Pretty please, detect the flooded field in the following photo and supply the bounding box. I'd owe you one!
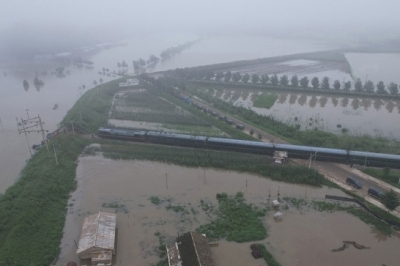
[57,156,400,266]
[0,64,117,193]
[219,59,353,83]
[211,88,400,138]
[345,53,400,85]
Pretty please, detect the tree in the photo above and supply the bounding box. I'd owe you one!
[205,71,214,80]
[138,58,146,67]
[321,77,330,90]
[99,78,103,83]
[388,82,399,95]
[251,74,259,84]
[291,75,299,87]
[117,62,121,68]
[241,73,250,83]
[224,71,232,82]
[382,190,400,212]
[249,129,254,135]
[232,72,241,83]
[93,80,97,85]
[333,80,341,90]
[300,76,309,89]
[215,71,224,81]
[270,74,279,86]
[364,80,375,93]
[311,77,319,89]
[258,133,262,140]
[344,81,351,91]
[354,78,363,92]
[279,75,289,86]
[376,81,386,94]
[260,74,269,85]
[122,60,127,68]
[23,80,29,91]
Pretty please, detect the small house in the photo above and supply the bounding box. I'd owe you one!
[273,151,288,164]
[76,212,116,265]
[166,231,214,266]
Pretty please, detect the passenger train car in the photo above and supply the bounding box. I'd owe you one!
[98,127,400,168]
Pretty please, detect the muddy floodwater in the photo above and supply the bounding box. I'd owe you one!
[57,156,400,266]
[214,89,400,139]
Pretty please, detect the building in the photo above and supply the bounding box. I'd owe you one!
[76,212,116,265]
[119,78,139,87]
[166,231,214,266]
[273,151,288,164]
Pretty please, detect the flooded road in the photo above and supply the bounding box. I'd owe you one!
[57,156,400,266]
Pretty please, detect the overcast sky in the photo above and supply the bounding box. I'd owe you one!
[1,0,399,59]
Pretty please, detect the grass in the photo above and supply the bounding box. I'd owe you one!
[196,192,267,242]
[257,244,281,266]
[0,134,90,266]
[253,93,279,109]
[111,90,210,126]
[361,168,400,189]
[100,141,327,187]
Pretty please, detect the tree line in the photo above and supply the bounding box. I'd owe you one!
[168,68,399,95]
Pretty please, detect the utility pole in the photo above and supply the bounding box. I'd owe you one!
[18,118,32,156]
[165,173,168,189]
[53,144,58,165]
[26,109,30,118]
[71,120,75,135]
[38,115,49,151]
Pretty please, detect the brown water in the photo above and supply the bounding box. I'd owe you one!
[214,89,400,139]
[57,156,400,266]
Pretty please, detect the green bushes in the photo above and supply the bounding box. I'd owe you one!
[362,168,400,189]
[0,134,90,265]
[101,141,326,186]
[257,244,281,266]
[196,193,267,242]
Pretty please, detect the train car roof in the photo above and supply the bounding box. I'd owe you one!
[349,150,400,160]
[274,143,348,155]
[147,131,207,141]
[207,137,274,148]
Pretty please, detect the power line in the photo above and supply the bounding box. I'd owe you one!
[17,114,49,154]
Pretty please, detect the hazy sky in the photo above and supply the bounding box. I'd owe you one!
[1,0,399,59]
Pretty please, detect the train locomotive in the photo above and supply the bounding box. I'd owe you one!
[98,127,400,168]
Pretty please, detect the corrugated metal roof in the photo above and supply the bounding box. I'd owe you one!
[76,212,116,254]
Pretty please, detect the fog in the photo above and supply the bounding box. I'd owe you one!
[1,0,399,60]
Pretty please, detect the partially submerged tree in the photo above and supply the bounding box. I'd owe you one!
[300,76,309,89]
[215,71,224,81]
[344,81,352,91]
[311,77,319,89]
[321,77,330,90]
[251,74,259,84]
[232,72,241,83]
[260,74,269,85]
[224,71,232,82]
[388,82,399,95]
[270,74,279,86]
[291,75,299,87]
[333,80,341,90]
[364,80,375,93]
[382,190,400,212]
[354,79,363,92]
[376,81,387,94]
[241,73,250,83]
[279,75,289,86]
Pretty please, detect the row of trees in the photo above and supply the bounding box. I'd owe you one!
[170,68,399,95]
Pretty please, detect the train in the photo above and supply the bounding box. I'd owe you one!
[98,127,400,168]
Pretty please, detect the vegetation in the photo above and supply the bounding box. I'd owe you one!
[252,93,278,109]
[60,78,125,133]
[196,193,267,242]
[186,83,400,154]
[361,168,400,189]
[257,244,281,266]
[100,141,327,186]
[0,134,90,265]
[381,190,400,212]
